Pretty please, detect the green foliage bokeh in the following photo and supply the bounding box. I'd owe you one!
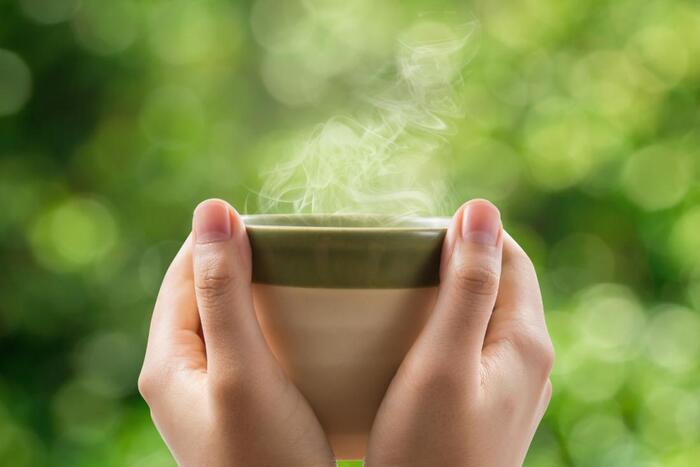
[1,0,700,465]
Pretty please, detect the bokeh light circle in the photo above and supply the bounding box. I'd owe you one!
[566,412,634,466]
[454,138,522,202]
[0,49,32,117]
[630,25,689,87]
[260,51,328,107]
[644,304,700,373]
[561,347,627,402]
[72,0,138,55]
[575,284,645,361]
[19,0,80,25]
[640,385,700,451]
[569,51,635,117]
[29,197,118,272]
[250,0,311,52]
[621,144,692,211]
[140,86,205,148]
[75,331,143,398]
[52,379,121,444]
[525,100,623,191]
[669,206,700,270]
[688,267,700,310]
[548,234,615,293]
[148,0,241,65]
[0,419,44,467]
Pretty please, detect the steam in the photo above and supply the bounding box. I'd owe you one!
[258,19,477,217]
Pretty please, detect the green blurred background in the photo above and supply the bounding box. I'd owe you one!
[1,0,700,465]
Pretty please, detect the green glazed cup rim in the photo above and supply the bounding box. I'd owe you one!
[242,213,450,231]
[242,214,449,289]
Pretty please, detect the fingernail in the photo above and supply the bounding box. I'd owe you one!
[461,200,501,246]
[193,200,232,244]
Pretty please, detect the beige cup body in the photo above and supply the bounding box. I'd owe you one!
[252,284,437,459]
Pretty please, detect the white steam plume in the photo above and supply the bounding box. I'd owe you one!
[258,19,477,217]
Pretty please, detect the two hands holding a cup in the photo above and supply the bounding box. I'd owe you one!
[138,199,554,467]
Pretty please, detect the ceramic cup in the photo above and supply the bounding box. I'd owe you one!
[243,214,449,459]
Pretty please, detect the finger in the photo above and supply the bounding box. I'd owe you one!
[144,234,202,360]
[148,234,199,342]
[191,199,269,374]
[486,232,547,341]
[412,200,503,371]
[484,232,554,380]
[140,234,205,404]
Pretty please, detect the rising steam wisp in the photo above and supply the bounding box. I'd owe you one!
[258,18,477,218]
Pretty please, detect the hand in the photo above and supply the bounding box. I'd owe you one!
[365,200,554,467]
[138,199,335,467]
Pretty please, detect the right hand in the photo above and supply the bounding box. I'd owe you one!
[365,199,554,467]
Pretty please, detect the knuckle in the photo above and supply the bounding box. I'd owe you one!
[137,369,158,403]
[195,258,233,298]
[138,356,184,404]
[543,378,553,402]
[452,264,500,296]
[506,330,555,379]
[539,341,556,377]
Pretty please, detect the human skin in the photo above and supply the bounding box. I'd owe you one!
[364,199,554,467]
[139,198,553,466]
[138,200,335,467]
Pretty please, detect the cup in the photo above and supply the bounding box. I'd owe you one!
[243,214,448,459]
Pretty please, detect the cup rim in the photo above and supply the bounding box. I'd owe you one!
[242,213,451,232]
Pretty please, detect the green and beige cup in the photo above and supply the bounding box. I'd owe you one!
[243,214,449,459]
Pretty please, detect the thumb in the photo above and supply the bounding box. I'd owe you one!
[191,199,268,375]
[412,200,503,374]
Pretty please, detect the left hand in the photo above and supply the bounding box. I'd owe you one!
[138,199,335,467]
